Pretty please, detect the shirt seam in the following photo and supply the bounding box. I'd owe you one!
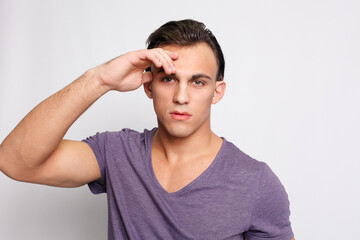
[248,162,266,230]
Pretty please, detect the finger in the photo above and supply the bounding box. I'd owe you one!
[140,49,175,74]
[159,50,177,74]
[154,49,176,74]
[146,49,168,71]
[164,50,179,60]
[138,50,163,69]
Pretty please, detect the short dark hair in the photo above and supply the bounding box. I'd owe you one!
[146,19,225,82]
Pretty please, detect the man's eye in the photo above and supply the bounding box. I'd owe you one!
[192,80,204,86]
[162,77,174,83]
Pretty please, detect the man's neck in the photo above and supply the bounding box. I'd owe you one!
[151,122,224,193]
[153,125,221,164]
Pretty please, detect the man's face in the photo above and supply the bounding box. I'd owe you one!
[145,43,225,138]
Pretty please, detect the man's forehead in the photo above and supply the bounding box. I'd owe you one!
[156,43,218,78]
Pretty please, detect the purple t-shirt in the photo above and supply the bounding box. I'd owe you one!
[83,128,293,240]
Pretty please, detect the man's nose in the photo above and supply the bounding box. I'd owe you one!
[173,82,189,104]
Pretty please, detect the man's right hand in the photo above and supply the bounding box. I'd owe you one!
[0,48,177,187]
[95,48,178,92]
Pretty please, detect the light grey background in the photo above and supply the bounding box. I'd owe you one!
[1,0,359,239]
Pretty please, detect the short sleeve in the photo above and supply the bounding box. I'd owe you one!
[82,132,108,194]
[244,163,294,240]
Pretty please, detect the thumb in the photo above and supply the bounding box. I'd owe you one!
[142,71,153,84]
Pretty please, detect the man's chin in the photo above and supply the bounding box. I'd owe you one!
[158,124,195,139]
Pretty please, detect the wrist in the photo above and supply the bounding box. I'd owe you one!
[85,67,113,94]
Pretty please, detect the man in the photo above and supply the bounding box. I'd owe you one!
[0,19,294,239]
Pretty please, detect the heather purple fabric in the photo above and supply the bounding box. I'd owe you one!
[83,128,293,240]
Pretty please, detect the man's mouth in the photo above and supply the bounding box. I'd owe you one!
[170,111,191,120]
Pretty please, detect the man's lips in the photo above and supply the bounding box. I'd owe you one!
[170,111,191,120]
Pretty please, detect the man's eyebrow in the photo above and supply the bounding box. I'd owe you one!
[156,68,213,80]
[156,68,165,73]
[192,74,213,81]
[156,68,176,76]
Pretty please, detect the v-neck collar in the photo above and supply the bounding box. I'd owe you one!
[145,128,226,196]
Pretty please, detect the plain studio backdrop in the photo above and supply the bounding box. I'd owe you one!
[1,0,359,239]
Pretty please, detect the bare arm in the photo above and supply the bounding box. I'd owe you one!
[0,48,178,187]
[0,72,107,187]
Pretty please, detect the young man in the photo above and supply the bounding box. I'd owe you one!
[0,20,294,239]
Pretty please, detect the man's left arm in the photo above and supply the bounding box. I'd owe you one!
[244,163,294,240]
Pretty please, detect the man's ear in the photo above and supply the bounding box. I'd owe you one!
[212,81,226,104]
[143,81,153,99]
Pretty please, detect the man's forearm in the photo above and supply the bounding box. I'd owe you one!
[0,69,109,178]
[0,48,178,180]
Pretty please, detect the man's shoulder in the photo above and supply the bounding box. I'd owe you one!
[83,127,157,153]
[85,127,156,141]
[220,138,266,173]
